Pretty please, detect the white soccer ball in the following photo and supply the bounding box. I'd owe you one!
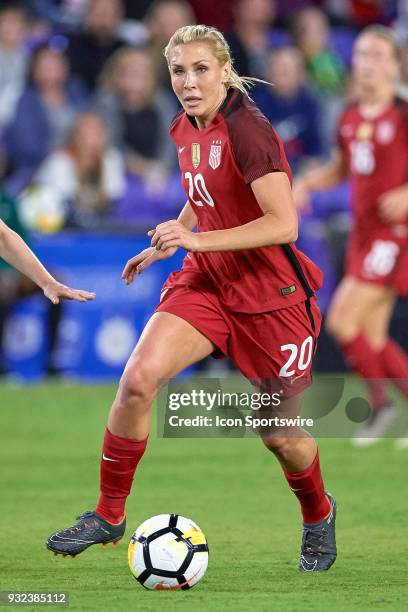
[128,514,209,590]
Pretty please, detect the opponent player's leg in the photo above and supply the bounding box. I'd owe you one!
[46,312,216,557]
[257,394,336,571]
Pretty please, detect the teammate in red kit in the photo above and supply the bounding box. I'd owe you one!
[0,219,95,304]
[47,25,337,572]
[294,26,408,447]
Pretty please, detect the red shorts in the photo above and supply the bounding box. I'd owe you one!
[346,229,408,296]
[156,282,322,398]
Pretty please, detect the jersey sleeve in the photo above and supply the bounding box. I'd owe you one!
[226,104,289,184]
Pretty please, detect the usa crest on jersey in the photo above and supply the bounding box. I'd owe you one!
[209,140,222,169]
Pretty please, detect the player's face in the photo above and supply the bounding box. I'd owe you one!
[169,42,230,124]
[352,34,399,91]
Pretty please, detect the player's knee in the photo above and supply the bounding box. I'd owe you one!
[261,435,293,459]
[117,359,159,410]
[325,307,341,338]
[325,307,356,342]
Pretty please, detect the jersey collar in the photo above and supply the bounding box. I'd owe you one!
[185,87,243,130]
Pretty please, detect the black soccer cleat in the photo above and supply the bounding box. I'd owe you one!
[298,493,337,572]
[46,511,126,557]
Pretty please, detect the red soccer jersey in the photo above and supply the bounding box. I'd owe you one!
[167,87,323,314]
[338,99,408,234]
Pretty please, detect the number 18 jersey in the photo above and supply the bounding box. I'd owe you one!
[167,87,323,314]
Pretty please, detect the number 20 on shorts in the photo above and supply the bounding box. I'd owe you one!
[279,336,313,377]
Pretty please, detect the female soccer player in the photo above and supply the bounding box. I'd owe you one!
[0,219,95,304]
[47,25,337,572]
[294,26,408,447]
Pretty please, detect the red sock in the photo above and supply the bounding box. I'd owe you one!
[379,339,408,399]
[95,428,148,524]
[340,334,389,409]
[283,451,331,524]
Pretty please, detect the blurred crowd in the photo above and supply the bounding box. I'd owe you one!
[0,0,407,234]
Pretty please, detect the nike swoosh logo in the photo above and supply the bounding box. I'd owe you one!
[50,535,95,544]
[291,372,306,383]
[102,453,119,462]
[178,146,185,154]
[300,555,318,571]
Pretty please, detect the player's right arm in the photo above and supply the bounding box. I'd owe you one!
[293,148,348,212]
[0,219,95,304]
[122,201,197,284]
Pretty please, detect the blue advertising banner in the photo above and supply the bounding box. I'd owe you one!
[3,233,186,381]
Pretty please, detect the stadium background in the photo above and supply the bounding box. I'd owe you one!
[0,0,407,380]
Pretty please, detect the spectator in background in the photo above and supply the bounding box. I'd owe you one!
[0,3,29,131]
[121,0,156,21]
[395,0,408,42]
[3,44,87,195]
[225,0,276,79]
[94,47,178,194]
[187,0,235,32]
[292,7,346,146]
[349,0,394,26]
[31,112,125,229]
[67,0,125,93]
[27,0,90,31]
[252,47,325,175]
[144,0,196,91]
[274,0,325,24]
[292,7,346,95]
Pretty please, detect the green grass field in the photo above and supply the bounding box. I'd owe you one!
[1,382,407,612]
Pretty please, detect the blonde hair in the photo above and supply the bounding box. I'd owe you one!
[164,24,270,94]
[357,25,401,60]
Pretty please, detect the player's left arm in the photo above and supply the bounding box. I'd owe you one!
[0,220,95,304]
[378,183,408,223]
[149,172,297,253]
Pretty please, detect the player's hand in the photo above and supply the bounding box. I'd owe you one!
[122,246,177,285]
[148,220,199,252]
[378,185,408,223]
[43,281,96,304]
[292,180,312,214]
